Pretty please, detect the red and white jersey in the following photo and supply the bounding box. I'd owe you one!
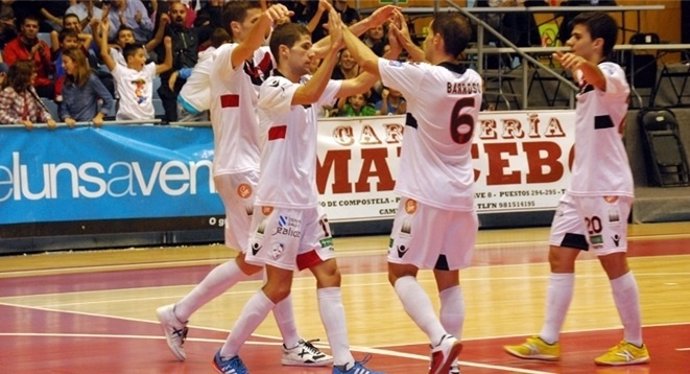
[378,59,482,211]
[569,61,633,197]
[209,44,274,176]
[255,74,341,209]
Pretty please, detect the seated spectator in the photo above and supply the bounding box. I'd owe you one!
[0,60,56,129]
[0,63,7,86]
[0,1,16,49]
[337,92,377,117]
[176,27,230,122]
[60,47,114,126]
[65,0,104,33]
[362,23,387,56]
[49,13,94,55]
[377,86,406,115]
[99,18,172,121]
[105,0,154,44]
[3,15,55,99]
[52,29,82,103]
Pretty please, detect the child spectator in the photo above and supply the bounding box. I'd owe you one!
[60,47,115,127]
[338,92,377,117]
[377,86,406,115]
[99,18,172,121]
[0,60,56,129]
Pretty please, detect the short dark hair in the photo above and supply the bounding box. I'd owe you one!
[571,12,618,57]
[222,0,262,38]
[431,12,472,58]
[122,43,144,60]
[59,29,79,43]
[269,23,310,65]
[210,27,231,49]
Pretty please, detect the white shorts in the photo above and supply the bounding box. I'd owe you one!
[245,206,336,271]
[388,198,477,270]
[549,193,632,256]
[214,171,258,251]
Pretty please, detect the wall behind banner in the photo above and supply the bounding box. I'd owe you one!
[0,111,575,253]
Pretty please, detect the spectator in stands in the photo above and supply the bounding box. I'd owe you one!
[52,29,82,103]
[333,0,361,26]
[105,0,154,44]
[49,13,93,55]
[154,0,199,123]
[65,0,103,33]
[176,27,230,122]
[194,0,224,47]
[0,60,56,128]
[363,23,387,56]
[337,92,377,117]
[0,0,16,49]
[99,18,172,121]
[60,47,114,126]
[0,62,7,86]
[377,86,406,115]
[3,15,55,99]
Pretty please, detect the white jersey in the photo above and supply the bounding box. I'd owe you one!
[378,59,482,211]
[179,46,216,113]
[256,74,341,209]
[209,44,273,176]
[569,61,633,197]
[112,62,156,120]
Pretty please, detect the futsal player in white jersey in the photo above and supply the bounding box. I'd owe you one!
[156,1,332,367]
[211,10,392,374]
[341,10,482,374]
[504,12,650,366]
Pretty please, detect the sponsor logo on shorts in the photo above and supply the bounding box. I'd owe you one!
[262,206,273,215]
[590,234,604,248]
[396,244,409,258]
[272,214,302,238]
[401,219,412,235]
[271,243,285,260]
[319,237,334,250]
[608,208,620,223]
[604,196,619,203]
[237,183,252,199]
[404,199,417,214]
[250,242,262,256]
[612,234,621,247]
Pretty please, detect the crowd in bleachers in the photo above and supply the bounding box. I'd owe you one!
[0,0,410,127]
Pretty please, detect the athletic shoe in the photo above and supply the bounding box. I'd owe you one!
[213,350,249,374]
[430,334,463,374]
[594,341,650,366]
[281,339,334,366]
[156,304,188,361]
[503,336,560,361]
[449,360,460,374]
[332,355,383,374]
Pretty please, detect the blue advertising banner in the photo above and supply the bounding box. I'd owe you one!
[0,125,222,225]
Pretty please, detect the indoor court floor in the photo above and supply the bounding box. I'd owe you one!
[1,222,689,373]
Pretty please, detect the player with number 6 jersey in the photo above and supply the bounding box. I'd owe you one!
[342,10,481,374]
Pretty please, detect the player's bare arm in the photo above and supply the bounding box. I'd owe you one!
[231,4,291,70]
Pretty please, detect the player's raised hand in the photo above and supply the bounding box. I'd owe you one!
[367,5,400,28]
[266,3,292,25]
[327,8,343,51]
[553,51,584,72]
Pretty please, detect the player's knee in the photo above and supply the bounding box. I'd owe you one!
[263,282,291,303]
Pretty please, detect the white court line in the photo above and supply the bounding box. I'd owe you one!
[0,331,555,374]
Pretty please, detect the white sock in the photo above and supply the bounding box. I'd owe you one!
[439,285,464,340]
[272,294,300,348]
[394,276,446,345]
[610,271,643,346]
[220,290,274,358]
[317,287,354,367]
[175,260,249,322]
[539,273,574,344]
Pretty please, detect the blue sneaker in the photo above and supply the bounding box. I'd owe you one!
[213,350,249,374]
[332,355,384,374]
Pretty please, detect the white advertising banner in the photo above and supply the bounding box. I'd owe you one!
[316,110,576,222]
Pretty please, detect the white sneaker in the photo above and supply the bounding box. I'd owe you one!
[429,335,463,374]
[449,359,461,373]
[281,339,334,367]
[156,304,188,361]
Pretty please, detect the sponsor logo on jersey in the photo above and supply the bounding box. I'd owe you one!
[404,199,417,214]
[388,60,403,68]
[237,183,252,199]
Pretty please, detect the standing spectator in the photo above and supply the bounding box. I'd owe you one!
[106,0,154,44]
[504,12,650,367]
[3,15,55,98]
[60,47,114,126]
[0,60,56,128]
[99,18,172,121]
[341,10,483,374]
[155,0,199,123]
[65,0,104,33]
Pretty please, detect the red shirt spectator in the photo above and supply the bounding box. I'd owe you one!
[3,15,54,98]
